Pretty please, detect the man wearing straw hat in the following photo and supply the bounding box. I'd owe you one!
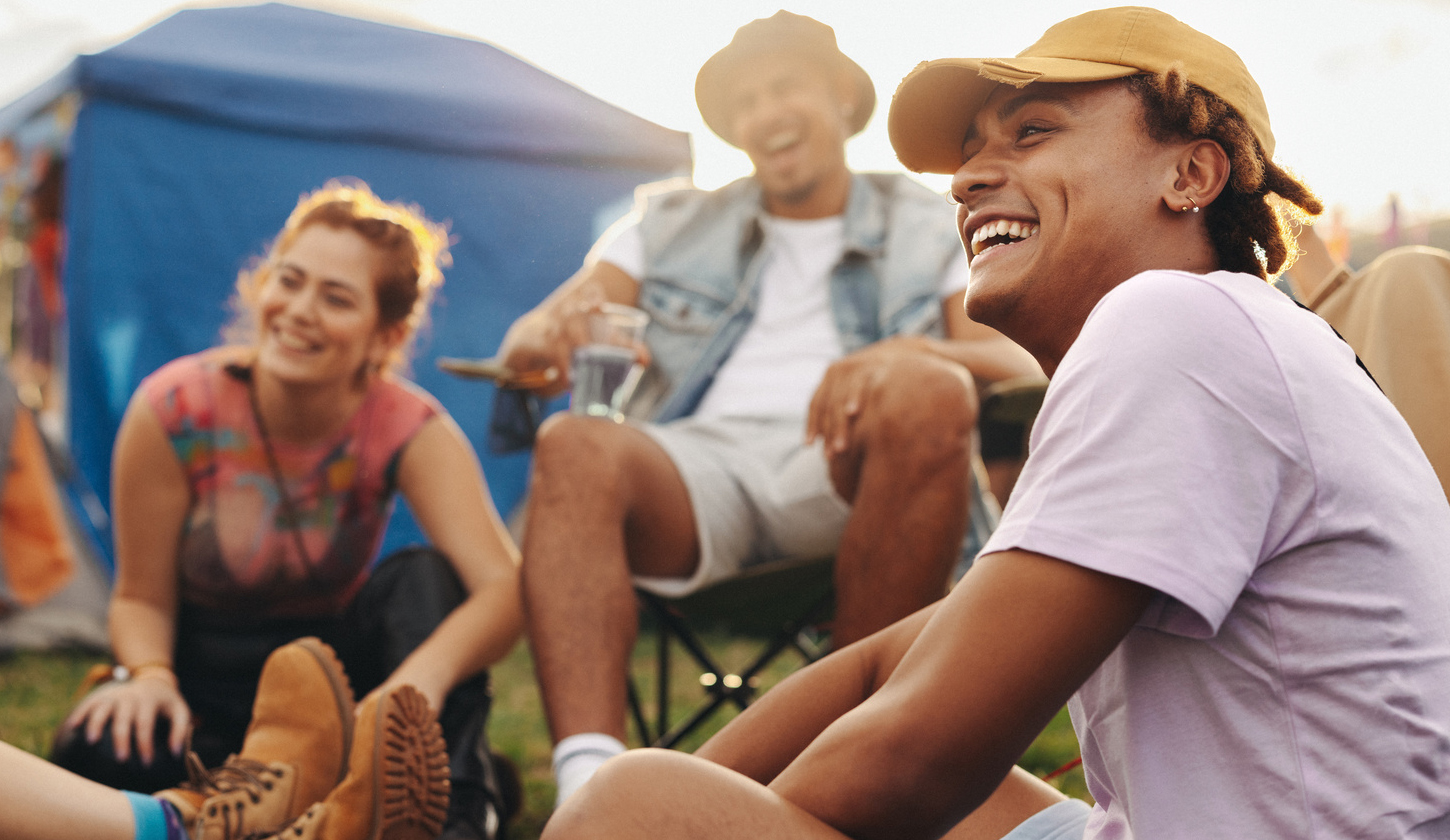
[496,9,1041,807]
[543,7,1450,839]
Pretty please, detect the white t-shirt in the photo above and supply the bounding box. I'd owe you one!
[981,269,1450,838]
[597,214,970,419]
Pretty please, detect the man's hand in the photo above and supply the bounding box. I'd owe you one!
[495,303,593,399]
[806,337,973,501]
[495,261,643,398]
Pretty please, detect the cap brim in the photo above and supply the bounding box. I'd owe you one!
[888,57,1139,175]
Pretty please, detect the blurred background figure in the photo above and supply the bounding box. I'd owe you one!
[51,181,523,840]
[13,153,64,413]
[496,10,1039,807]
[1289,223,1450,501]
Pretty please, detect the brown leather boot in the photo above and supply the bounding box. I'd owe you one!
[259,684,450,840]
[155,637,355,839]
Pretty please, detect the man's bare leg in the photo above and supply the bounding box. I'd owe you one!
[522,414,698,746]
[0,742,133,840]
[544,749,1064,840]
[831,359,978,645]
[542,561,1074,840]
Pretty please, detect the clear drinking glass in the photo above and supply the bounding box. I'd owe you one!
[569,303,649,422]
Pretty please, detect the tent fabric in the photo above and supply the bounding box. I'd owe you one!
[0,368,104,654]
[47,3,691,566]
[0,410,77,608]
[0,541,108,654]
[0,365,77,611]
[76,3,690,165]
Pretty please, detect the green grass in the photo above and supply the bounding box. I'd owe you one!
[1,636,1085,839]
[0,648,107,754]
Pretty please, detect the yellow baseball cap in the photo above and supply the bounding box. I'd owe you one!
[888,6,1273,174]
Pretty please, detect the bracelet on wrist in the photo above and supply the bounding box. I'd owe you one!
[113,661,176,686]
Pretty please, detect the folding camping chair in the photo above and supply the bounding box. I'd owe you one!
[459,359,1051,751]
[977,376,1049,506]
[628,556,834,748]
[625,377,1051,750]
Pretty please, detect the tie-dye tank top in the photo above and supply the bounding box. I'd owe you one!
[140,349,440,618]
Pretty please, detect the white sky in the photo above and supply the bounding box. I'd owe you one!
[3,0,1449,231]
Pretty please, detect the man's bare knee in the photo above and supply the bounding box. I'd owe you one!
[545,750,693,839]
[526,415,700,579]
[522,415,641,585]
[532,414,634,493]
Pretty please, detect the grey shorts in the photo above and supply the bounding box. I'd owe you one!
[632,414,1000,597]
[1002,799,1091,840]
[632,415,850,597]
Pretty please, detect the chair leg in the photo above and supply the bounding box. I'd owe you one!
[629,582,834,749]
[626,677,653,746]
[656,614,669,745]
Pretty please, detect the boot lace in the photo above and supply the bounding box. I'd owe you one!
[179,752,286,840]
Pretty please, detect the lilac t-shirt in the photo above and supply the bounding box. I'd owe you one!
[981,270,1450,838]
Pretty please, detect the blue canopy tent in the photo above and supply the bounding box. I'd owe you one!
[0,2,691,569]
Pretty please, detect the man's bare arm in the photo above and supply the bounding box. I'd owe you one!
[770,550,1153,840]
[695,603,941,784]
[535,259,641,315]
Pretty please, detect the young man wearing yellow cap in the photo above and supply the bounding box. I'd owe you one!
[496,10,1040,808]
[543,7,1450,839]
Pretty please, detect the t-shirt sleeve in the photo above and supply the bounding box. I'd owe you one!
[980,272,1310,638]
[587,212,645,280]
[937,249,970,299]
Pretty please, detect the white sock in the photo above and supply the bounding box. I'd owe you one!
[552,733,627,808]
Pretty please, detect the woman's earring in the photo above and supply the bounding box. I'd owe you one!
[1182,196,1200,214]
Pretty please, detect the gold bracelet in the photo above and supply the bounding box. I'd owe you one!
[117,661,176,685]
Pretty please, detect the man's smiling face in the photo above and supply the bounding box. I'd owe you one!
[950,80,1183,363]
[725,52,853,216]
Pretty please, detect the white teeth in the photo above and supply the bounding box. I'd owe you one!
[969,220,1039,256]
[763,129,801,153]
[275,331,317,352]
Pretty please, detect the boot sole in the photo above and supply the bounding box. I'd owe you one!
[293,637,357,788]
[371,685,451,840]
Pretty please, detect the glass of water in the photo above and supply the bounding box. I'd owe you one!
[570,303,650,422]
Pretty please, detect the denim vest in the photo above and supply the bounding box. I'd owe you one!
[629,173,963,422]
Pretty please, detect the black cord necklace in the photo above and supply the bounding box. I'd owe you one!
[247,376,319,571]
[240,360,380,589]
